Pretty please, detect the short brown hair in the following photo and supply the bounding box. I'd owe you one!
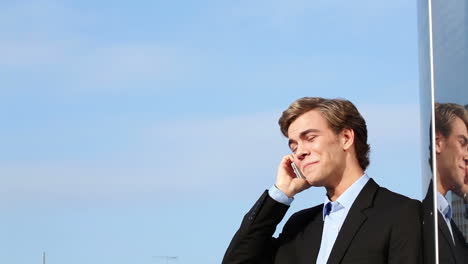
[435,102,468,137]
[278,97,370,170]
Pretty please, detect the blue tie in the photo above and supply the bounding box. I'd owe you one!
[324,202,332,217]
[444,204,452,222]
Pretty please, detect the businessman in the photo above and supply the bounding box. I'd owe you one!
[223,97,422,264]
[423,102,468,264]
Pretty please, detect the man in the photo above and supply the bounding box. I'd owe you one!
[222,97,422,264]
[424,102,468,263]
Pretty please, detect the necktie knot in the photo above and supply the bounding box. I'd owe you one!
[324,202,332,217]
[444,204,452,222]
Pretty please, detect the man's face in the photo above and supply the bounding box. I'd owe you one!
[287,110,346,187]
[436,116,468,196]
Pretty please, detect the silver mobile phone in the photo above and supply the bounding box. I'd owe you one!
[291,162,305,179]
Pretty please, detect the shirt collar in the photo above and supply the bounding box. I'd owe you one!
[437,191,452,221]
[322,174,370,220]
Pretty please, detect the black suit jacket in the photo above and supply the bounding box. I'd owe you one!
[421,182,436,264]
[422,181,468,264]
[438,214,468,263]
[223,179,422,264]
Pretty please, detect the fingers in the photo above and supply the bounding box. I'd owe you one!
[276,154,312,197]
[280,155,296,175]
[280,154,293,165]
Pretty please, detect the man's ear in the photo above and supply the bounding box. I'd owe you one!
[435,131,444,154]
[341,128,355,151]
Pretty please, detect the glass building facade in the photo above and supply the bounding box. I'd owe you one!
[418,0,468,263]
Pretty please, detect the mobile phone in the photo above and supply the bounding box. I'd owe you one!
[291,162,305,179]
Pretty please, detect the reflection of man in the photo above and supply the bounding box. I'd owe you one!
[426,102,468,263]
[465,104,468,220]
[222,97,422,264]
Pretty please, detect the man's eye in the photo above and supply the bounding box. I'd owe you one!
[307,136,316,142]
[289,144,297,153]
[460,139,468,147]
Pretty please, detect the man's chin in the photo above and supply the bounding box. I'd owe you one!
[305,177,325,187]
[460,184,468,198]
[453,183,468,199]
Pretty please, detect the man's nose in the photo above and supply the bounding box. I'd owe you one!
[294,144,310,160]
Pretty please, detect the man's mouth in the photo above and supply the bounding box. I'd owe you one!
[303,161,319,170]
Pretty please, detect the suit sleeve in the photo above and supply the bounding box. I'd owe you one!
[222,190,289,264]
[388,199,423,264]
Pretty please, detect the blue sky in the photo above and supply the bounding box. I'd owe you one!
[1,1,422,263]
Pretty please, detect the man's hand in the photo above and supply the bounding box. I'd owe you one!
[275,155,311,198]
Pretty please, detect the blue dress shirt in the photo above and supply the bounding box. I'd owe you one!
[268,184,294,205]
[437,191,455,244]
[269,174,370,264]
[315,174,369,264]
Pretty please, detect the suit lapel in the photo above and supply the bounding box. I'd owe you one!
[451,219,468,247]
[438,213,456,244]
[301,205,324,263]
[438,213,457,261]
[450,220,468,262]
[325,179,379,264]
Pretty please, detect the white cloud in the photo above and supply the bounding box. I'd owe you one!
[0,112,285,203]
[0,39,196,95]
[0,0,92,40]
[0,0,416,98]
[0,40,69,67]
[0,1,194,94]
[1,104,423,203]
[68,44,186,90]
